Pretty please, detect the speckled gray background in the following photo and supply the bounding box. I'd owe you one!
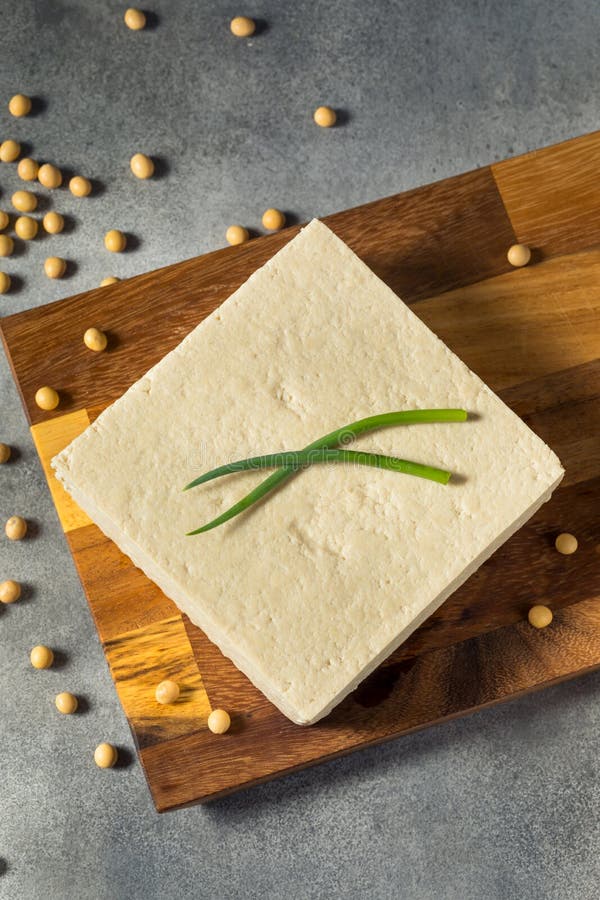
[1,1,599,898]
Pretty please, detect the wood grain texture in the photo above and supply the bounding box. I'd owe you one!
[158,596,600,808]
[67,522,178,642]
[417,251,600,392]
[1,130,599,810]
[104,616,212,750]
[493,131,600,257]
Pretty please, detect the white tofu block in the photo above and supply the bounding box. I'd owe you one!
[53,220,564,724]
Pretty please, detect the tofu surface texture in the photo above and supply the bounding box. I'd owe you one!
[52,219,564,725]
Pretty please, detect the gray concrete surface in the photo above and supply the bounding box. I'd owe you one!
[1,1,599,898]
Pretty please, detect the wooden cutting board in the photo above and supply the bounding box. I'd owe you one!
[2,131,599,812]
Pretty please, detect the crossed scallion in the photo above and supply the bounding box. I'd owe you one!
[185,409,467,535]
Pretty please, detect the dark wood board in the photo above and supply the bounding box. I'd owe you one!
[1,130,599,810]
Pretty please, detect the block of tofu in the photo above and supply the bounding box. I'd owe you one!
[52,219,564,725]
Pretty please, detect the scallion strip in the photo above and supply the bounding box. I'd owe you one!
[184,449,450,490]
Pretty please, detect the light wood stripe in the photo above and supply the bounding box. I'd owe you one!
[418,250,600,393]
[30,409,93,533]
[104,616,213,747]
[492,131,600,256]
